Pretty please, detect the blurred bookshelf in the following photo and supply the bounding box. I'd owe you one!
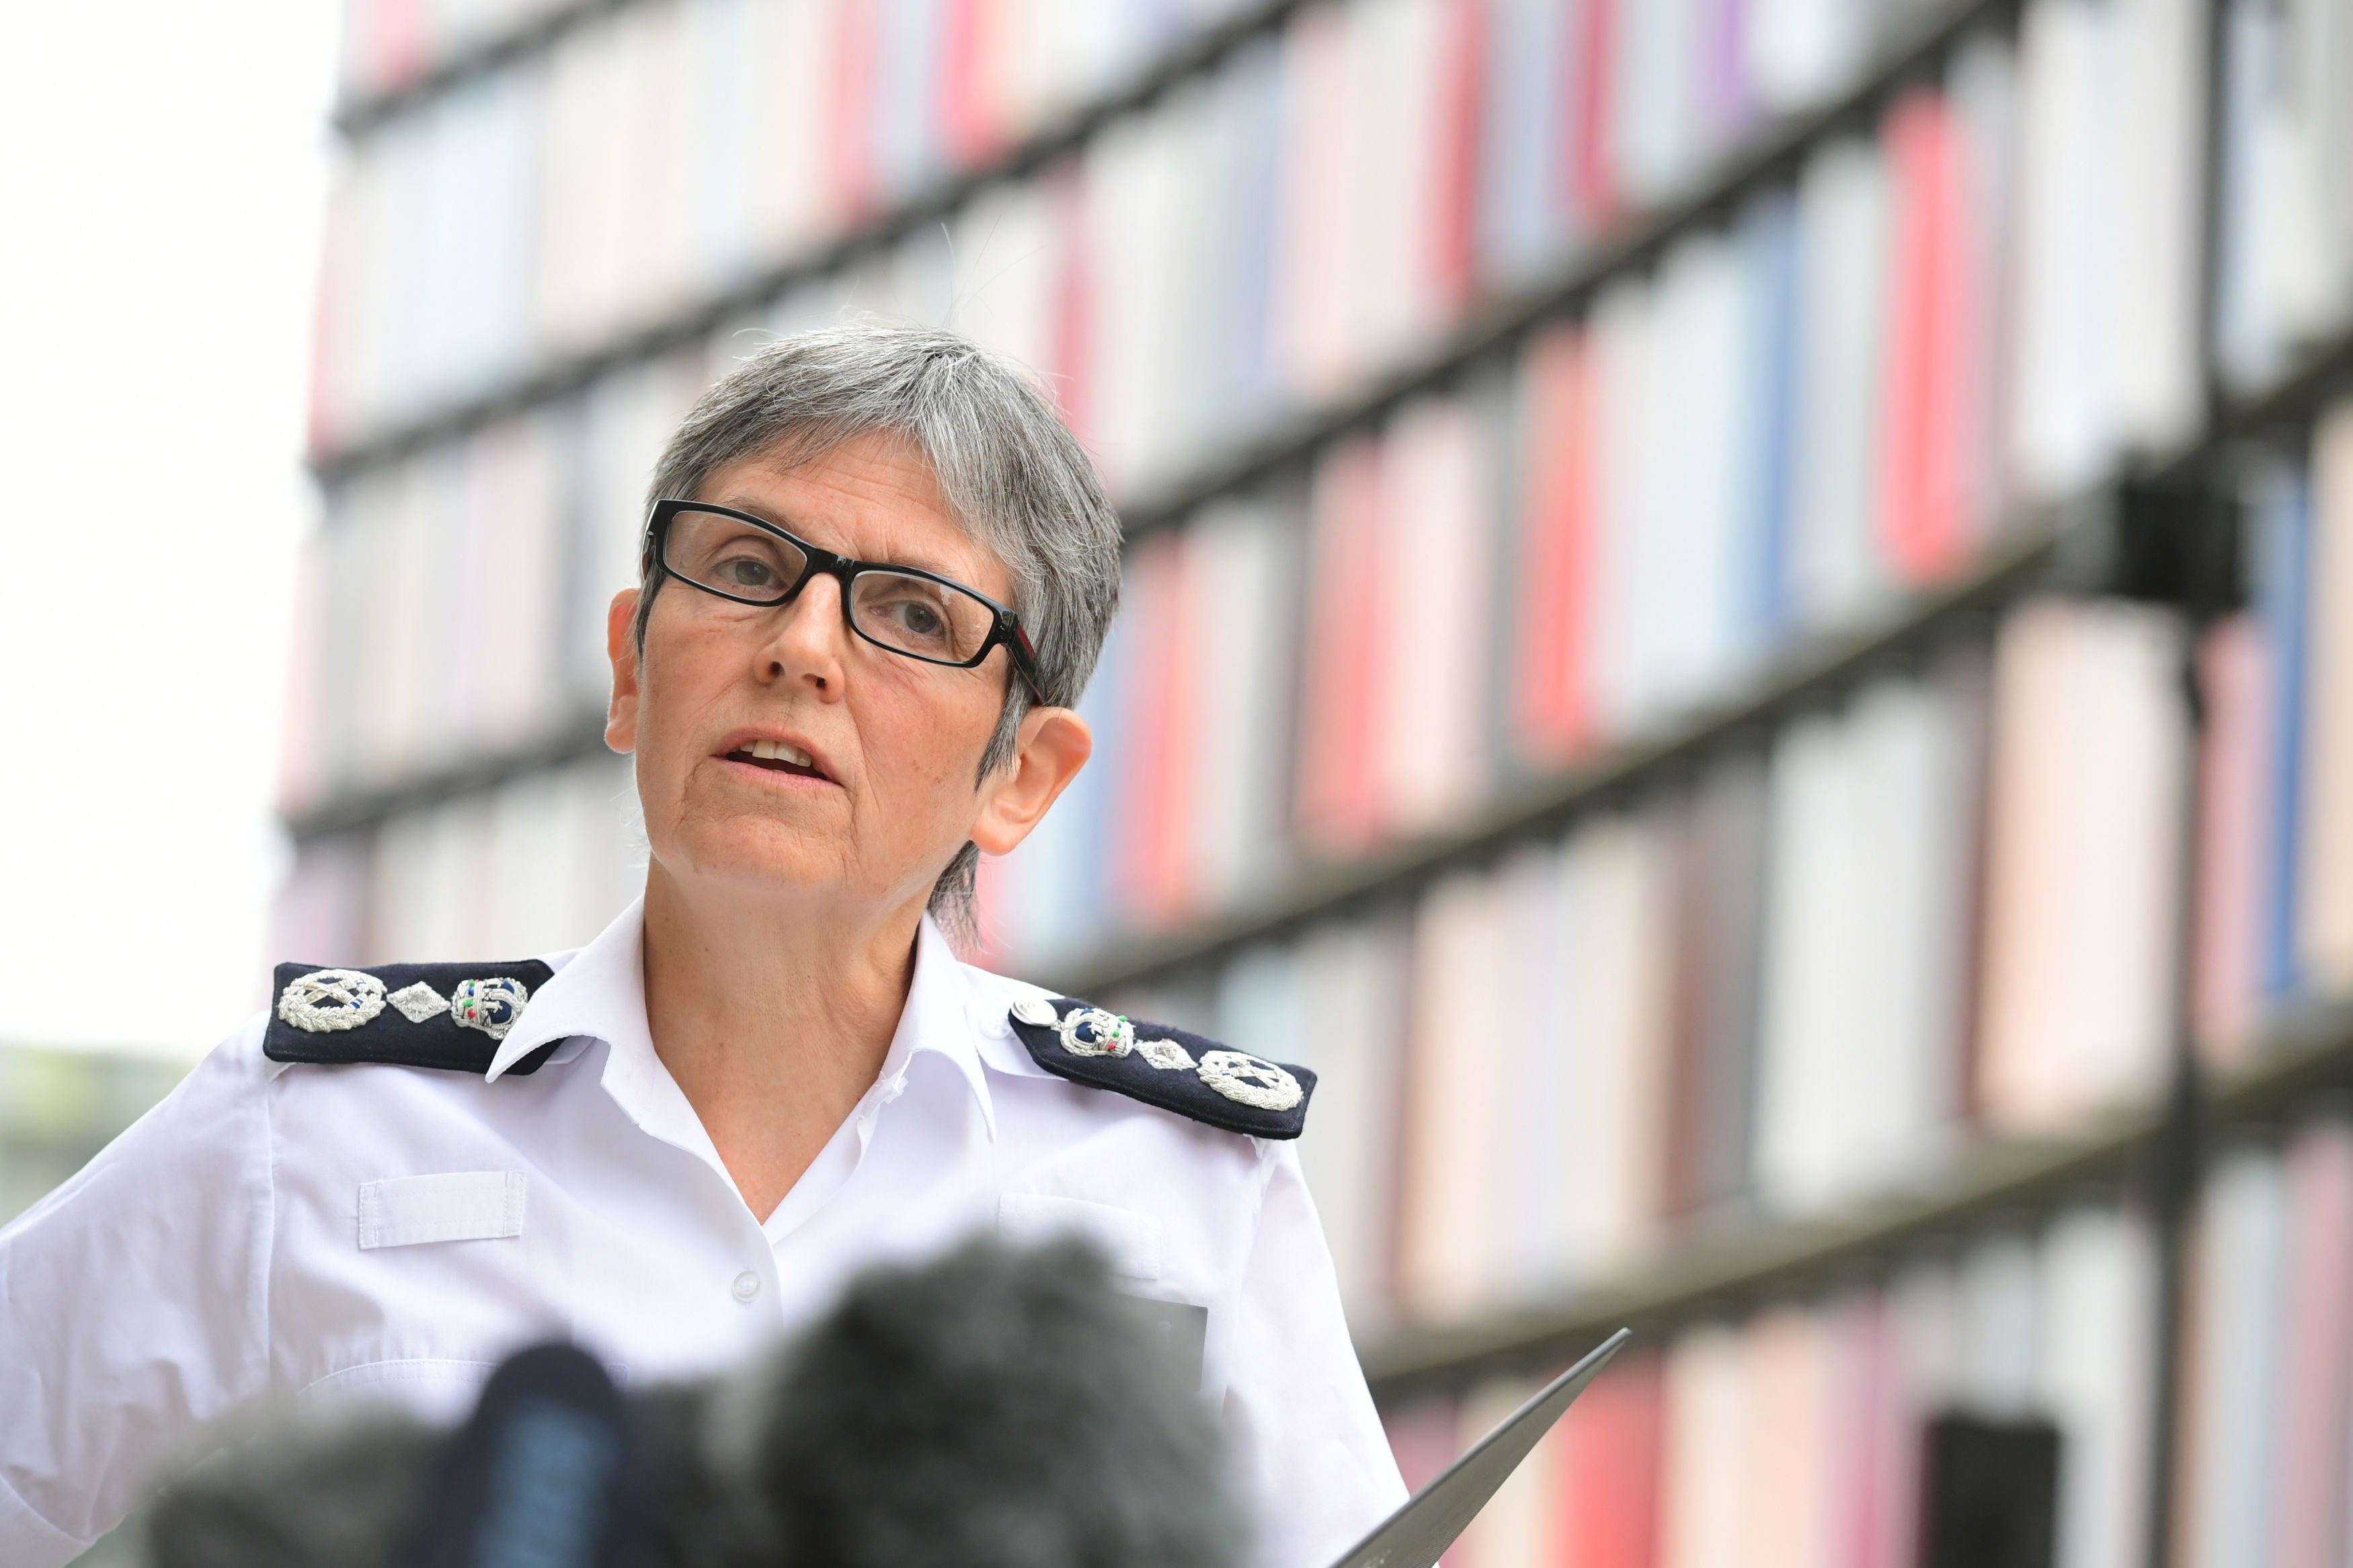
[335,0,608,134]
[291,0,2353,1563]
[1362,1000,2353,1400]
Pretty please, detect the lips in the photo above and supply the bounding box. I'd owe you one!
[722,736,834,782]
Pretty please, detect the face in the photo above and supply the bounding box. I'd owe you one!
[606,431,1092,923]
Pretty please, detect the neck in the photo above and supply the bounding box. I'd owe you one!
[639,861,925,1221]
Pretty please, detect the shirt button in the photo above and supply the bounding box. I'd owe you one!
[731,1270,762,1304]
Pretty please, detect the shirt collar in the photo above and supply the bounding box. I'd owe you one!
[486,895,649,1081]
[487,896,998,1142]
[879,914,999,1141]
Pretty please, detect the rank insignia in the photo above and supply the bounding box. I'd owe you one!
[1006,995,1314,1139]
[266,960,557,1075]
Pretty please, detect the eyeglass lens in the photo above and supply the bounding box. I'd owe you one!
[662,506,998,665]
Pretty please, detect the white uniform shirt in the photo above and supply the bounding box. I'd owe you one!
[0,901,1406,1567]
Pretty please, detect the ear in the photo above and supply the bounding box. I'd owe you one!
[605,588,642,753]
[968,706,1093,857]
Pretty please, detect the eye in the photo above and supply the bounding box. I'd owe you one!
[889,600,945,636]
[860,579,960,652]
[715,554,779,589]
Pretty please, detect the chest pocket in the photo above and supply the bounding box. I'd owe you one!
[358,1170,526,1249]
[995,1193,1162,1284]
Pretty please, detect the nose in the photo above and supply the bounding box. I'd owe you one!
[754,569,850,696]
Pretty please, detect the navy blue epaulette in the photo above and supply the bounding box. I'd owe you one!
[265,960,557,1075]
[1006,996,1315,1139]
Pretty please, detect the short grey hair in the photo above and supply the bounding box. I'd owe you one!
[637,322,1123,940]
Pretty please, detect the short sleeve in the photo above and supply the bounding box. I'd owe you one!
[1220,1141,1407,1568]
[0,1014,276,1564]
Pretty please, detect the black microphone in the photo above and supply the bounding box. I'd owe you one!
[139,1237,1244,1568]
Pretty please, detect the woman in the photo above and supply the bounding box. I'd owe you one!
[0,325,1406,1567]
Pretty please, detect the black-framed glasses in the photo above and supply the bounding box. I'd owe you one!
[649,499,1043,700]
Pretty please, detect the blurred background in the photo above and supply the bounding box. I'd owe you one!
[10,0,2353,1564]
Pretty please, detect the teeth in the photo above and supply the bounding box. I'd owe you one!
[745,739,815,769]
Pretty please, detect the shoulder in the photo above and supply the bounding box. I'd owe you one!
[994,991,1316,1141]
[265,959,557,1076]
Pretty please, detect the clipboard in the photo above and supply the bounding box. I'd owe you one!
[1325,1329,1633,1568]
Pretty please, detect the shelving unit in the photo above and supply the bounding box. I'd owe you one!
[1112,0,2022,539]
[1047,313,2353,1001]
[311,0,2000,491]
[313,0,1314,481]
[333,0,624,135]
[1363,1005,2353,1402]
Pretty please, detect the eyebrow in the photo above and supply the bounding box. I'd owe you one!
[701,496,979,585]
[704,494,801,534]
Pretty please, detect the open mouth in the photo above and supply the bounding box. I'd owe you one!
[725,739,831,782]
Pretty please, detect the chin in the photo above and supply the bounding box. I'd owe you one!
[657,814,848,899]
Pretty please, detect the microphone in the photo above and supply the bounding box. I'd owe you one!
[138,1237,1245,1568]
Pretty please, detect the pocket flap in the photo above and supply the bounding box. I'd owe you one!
[358,1170,526,1249]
